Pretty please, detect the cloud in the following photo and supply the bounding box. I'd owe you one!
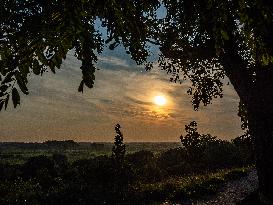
[0,51,244,142]
[98,55,130,68]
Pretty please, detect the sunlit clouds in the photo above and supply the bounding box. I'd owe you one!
[0,49,244,142]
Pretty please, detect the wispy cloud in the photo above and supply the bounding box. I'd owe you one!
[0,51,243,142]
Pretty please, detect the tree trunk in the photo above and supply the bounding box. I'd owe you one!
[219,23,273,203]
[247,67,273,205]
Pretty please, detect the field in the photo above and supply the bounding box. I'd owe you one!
[0,135,255,204]
[0,141,181,164]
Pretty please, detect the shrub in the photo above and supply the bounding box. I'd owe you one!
[127,150,162,181]
[158,148,191,176]
[21,156,55,179]
[180,121,219,162]
[202,141,239,169]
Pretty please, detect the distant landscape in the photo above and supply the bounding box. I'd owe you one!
[0,141,180,164]
[2,0,273,204]
[0,123,255,204]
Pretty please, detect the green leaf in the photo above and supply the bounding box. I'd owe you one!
[12,87,20,108]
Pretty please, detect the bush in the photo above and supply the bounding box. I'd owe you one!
[127,150,162,181]
[202,141,239,169]
[180,121,219,162]
[232,133,255,165]
[158,148,192,176]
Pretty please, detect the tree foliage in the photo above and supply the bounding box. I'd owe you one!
[0,139,253,204]
[180,121,218,160]
[0,0,159,110]
[1,0,272,112]
[112,123,126,169]
[1,0,273,202]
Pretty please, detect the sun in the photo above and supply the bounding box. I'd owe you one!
[154,95,167,106]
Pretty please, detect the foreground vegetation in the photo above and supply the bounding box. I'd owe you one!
[0,123,254,204]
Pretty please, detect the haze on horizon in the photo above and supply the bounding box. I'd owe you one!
[0,46,244,142]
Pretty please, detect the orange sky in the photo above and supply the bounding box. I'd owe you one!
[0,50,244,142]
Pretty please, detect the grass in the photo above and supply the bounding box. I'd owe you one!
[238,191,266,205]
[131,167,251,204]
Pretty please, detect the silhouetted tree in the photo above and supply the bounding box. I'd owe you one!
[0,0,159,109]
[158,1,273,203]
[1,1,273,203]
[180,121,218,161]
[111,124,129,203]
[112,124,126,170]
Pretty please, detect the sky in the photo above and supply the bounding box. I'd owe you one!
[0,45,244,142]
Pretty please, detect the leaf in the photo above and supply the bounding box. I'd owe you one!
[19,64,30,77]
[83,71,95,88]
[48,60,56,73]
[78,80,84,93]
[109,42,119,50]
[15,72,29,95]
[55,56,62,69]
[2,71,14,84]
[12,87,20,108]
[4,94,9,110]
[81,63,95,89]
[37,52,47,64]
[0,101,4,111]
[0,85,8,93]
[33,59,41,75]
[105,36,114,44]
[221,30,229,41]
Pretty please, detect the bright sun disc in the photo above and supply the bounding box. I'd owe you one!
[154,95,167,106]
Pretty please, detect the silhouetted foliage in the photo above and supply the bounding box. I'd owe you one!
[2,0,273,202]
[0,0,160,110]
[177,121,255,171]
[52,153,68,174]
[157,1,273,202]
[44,140,79,149]
[112,124,126,170]
[232,132,255,165]
[127,150,162,182]
[0,137,254,205]
[180,121,219,161]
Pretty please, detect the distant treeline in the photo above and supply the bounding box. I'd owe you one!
[0,140,180,153]
[1,140,86,149]
[0,123,254,205]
